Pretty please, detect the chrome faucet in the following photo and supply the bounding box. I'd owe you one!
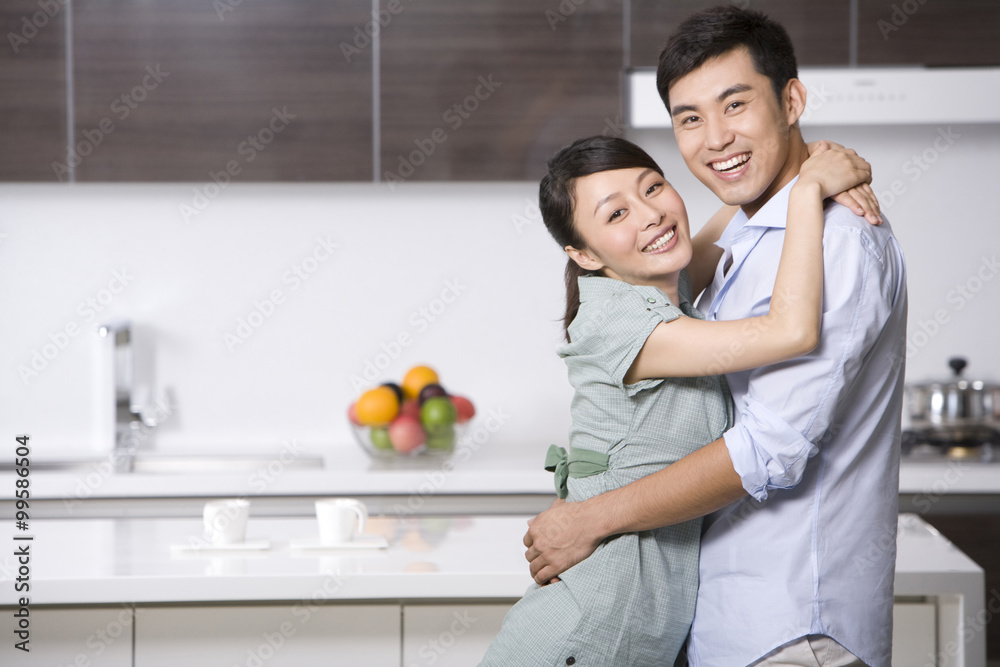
[99,320,157,473]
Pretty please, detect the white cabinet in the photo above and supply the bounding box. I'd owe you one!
[2,606,134,667]
[892,601,937,667]
[402,604,511,667]
[133,604,400,667]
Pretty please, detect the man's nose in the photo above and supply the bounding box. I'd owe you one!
[704,118,735,152]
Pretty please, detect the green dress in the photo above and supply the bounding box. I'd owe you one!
[480,273,733,667]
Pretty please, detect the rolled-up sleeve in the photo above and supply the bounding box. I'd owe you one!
[724,226,894,501]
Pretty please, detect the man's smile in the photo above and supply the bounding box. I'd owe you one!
[710,152,751,173]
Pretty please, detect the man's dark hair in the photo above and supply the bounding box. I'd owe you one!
[656,6,798,112]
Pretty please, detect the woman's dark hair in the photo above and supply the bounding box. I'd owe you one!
[656,6,798,112]
[539,135,664,341]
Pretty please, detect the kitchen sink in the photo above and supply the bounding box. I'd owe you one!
[130,453,326,474]
[0,453,326,474]
[0,458,106,473]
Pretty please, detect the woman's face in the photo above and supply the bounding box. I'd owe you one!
[568,167,692,287]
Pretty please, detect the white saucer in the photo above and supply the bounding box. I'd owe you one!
[171,539,271,553]
[289,535,389,551]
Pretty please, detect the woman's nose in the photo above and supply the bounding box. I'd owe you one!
[635,200,662,228]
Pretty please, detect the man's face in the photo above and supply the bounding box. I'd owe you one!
[667,47,802,217]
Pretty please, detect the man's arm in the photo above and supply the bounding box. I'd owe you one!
[523,437,746,584]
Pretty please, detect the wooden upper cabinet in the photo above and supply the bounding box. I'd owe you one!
[629,0,851,69]
[858,0,1000,66]
[379,0,624,182]
[71,0,373,181]
[0,0,67,181]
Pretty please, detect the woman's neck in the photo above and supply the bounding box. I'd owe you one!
[652,276,681,307]
[601,271,681,306]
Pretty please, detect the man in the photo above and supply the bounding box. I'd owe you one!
[524,7,907,666]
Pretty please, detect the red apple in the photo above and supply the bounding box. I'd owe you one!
[389,415,425,454]
[400,399,421,420]
[450,395,475,424]
[347,402,363,426]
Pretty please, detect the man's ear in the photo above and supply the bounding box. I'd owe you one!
[565,246,604,272]
[784,78,807,127]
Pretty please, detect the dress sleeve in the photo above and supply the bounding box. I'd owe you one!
[566,286,685,397]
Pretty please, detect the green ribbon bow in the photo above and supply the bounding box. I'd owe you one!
[544,444,610,499]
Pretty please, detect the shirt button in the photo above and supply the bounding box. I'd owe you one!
[646,297,656,304]
[566,658,576,665]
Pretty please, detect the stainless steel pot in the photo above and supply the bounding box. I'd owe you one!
[905,357,1000,444]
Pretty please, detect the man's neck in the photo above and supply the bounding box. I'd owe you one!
[741,134,809,220]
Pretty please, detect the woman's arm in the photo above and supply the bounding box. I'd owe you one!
[624,147,871,382]
[687,204,740,297]
[809,141,882,225]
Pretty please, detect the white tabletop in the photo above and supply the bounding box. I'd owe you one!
[0,513,981,608]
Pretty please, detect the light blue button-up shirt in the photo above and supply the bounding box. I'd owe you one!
[688,179,908,667]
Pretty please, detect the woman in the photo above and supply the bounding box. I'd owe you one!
[479,136,877,667]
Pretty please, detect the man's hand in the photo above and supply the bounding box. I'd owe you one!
[523,498,604,585]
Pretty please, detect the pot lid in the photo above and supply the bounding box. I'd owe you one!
[908,357,1000,391]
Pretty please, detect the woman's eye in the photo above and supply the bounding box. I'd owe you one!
[645,182,662,196]
[608,209,625,222]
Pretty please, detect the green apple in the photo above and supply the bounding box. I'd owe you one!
[369,426,393,451]
[421,396,457,427]
[424,424,455,451]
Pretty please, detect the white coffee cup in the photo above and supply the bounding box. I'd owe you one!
[203,499,250,546]
[315,498,368,544]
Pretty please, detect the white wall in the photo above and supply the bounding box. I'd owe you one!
[0,183,574,458]
[4,122,999,460]
[629,122,1000,391]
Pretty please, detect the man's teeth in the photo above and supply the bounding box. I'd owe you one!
[643,228,675,252]
[712,153,750,172]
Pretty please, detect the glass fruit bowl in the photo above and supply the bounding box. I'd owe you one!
[350,421,465,460]
[348,368,477,462]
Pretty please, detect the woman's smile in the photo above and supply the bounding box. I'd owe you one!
[641,225,677,253]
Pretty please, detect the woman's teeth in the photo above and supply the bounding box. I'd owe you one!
[643,228,675,252]
[711,153,750,172]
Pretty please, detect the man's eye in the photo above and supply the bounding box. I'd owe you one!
[727,101,744,111]
[681,115,699,125]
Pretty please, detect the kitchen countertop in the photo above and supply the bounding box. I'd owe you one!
[0,513,982,608]
[7,445,1000,508]
[18,447,552,500]
[898,457,1000,495]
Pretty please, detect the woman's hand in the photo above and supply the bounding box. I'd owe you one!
[807,141,882,225]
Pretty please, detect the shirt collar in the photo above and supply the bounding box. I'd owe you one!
[578,274,690,309]
[715,175,799,251]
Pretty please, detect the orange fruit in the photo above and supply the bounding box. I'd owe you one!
[401,365,440,401]
[355,386,400,426]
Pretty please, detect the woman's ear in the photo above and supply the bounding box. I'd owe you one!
[565,246,604,272]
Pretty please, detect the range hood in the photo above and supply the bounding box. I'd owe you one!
[627,67,1000,128]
